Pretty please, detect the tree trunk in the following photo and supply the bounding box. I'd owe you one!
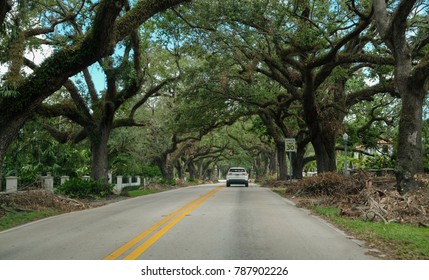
[0,115,30,183]
[395,82,425,193]
[302,72,338,173]
[277,142,288,180]
[372,0,425,193]
[187,161,196,180]
[157,155,174,181]
[89,125,111,183]
[292,147,305,179]
[176,160,183,179]
[311,133,337,173]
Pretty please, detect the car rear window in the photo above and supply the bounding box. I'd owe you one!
[230,168,245,172]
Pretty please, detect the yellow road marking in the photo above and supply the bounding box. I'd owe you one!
[104,186,223,260]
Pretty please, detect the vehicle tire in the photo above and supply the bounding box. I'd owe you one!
[226,182,230,187]
[245,182,249,187]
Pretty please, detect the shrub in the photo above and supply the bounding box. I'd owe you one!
[141,165,162,178]
[159,178,176,186]
[55,178,114,199]
[119,185,140,196]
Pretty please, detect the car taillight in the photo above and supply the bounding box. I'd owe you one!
[242,172,247,175]
[227,172,232,175]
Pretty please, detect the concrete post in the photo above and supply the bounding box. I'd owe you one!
[108,172,113,184]
[5,176,18,193]
[115,175,123,194]
[44,172,54,191]
[60,176,69,185]
[136,176,141,186]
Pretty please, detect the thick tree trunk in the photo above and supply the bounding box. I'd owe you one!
[157,155,174,181]
[187,161,196,180]
[395,82,425,193]
[372,0,425,194]
[89,125,111,183]
[276,142,288,180]
[302,72,338,174]
[292,147,305,179]
[311,133,337,173]
[164,166,174,181]
[176,160,183,180]
[0,114,33,183]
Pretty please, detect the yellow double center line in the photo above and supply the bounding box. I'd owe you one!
[104,186,223,260]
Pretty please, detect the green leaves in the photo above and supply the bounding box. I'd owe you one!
[0,84,19,98]
[55,178,114,199]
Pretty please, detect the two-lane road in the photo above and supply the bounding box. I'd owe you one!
[0,184,376,260]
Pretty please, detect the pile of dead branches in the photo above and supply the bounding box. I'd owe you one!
[0,189,89,217]
[338,182,429,226]
[280,171,429,226]
[287,171,368,196]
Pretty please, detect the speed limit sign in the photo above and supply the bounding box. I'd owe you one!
[285,138,296,152]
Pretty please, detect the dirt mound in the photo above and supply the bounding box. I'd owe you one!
[268,171,429,226]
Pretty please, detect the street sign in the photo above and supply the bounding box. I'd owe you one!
[285,138,296,152]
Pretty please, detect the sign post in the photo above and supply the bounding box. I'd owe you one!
[285,138,296,179]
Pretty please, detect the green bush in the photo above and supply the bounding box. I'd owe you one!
[120,185,141,196]
[55,178,114,199]
[159,178,176,186]
[141,165,162,178]
[363,154,395,169]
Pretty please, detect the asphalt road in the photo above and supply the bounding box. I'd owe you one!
[0,183,377,260]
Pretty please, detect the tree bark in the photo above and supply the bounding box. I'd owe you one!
[176,160,184,180]
[302,72,338,173]
[187,161,196,180]
[89,125,111,183]
[156,155,174,181]
[276,142,288,180]
[292,146,305,179]
[395,82,425,193]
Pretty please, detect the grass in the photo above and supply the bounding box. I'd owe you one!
[126,189,164,197]
[312,206,429,259]
[0,210,62,232]
[272,189,286,196]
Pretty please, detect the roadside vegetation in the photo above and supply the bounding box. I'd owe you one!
[312,206,429,259]
[0,178,202,232]
[268,172,429,259]
[0,209,61,232]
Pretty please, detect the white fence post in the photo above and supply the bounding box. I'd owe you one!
[5,176,18,193]
[43,172,54,191]
[60,176,69,185]
[115,175,123,194]
[108,172,113,184]
[82,175,90,181]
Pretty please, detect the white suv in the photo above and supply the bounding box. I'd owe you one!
[226,167,249,187]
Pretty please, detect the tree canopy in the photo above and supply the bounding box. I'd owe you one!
[1,0,428,193]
